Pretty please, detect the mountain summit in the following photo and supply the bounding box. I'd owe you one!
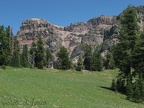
[16,6,144,61]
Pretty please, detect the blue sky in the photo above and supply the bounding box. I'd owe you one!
[1,0,144,35]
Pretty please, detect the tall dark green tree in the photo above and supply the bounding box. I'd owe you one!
[21,44,29,67]
[29,42,37,67]
[45,48,52,68]
[113,6,139,94]
[111,79,117,91]
[0,25,6,66]
[132,32,144,102]
[0,26,11,66]
[56,46,71,70]
[138,74,144,101]
[35,36,45,69]
[132,32,144,77]
[83,44,92,70]
[5,26,11,64]
[90,51,103,71]
[76,56,83,71]
[133,80,141,103]
[10,38,21,67]
[113,6,139,76]
[126,75,134,100]
[127,74,144,103]
[104,51,115,69]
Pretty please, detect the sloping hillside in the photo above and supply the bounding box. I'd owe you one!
[0,67,143,108]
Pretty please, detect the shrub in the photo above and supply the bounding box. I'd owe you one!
[1,65,6,70]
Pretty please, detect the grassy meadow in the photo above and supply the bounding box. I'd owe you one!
[0,67,143,108]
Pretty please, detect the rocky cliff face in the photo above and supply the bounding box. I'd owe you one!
[17,16,116,58]
[16,6,144,61]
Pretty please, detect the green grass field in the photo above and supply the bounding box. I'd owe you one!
[0,67,143,108]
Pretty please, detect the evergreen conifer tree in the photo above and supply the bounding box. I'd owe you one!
[138,74,144,102]
[133,80,141,102]
[21,44,29,67]
[104,51,115,69]
[45,48,52,68]
[111,79,117,91]
[0,26,11,66]
[10,39,21,67]
[29,42,37,67]
[132,32,144,77]
[126,75,134,101]
[83,44,92,70]
[113,6,139,94]
[90,51,103,71]
[35,36,45,69]
[76,56,83,71]
[56,46,71,70]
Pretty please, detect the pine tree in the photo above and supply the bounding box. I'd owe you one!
[35,36,45,69]
[10,38,21,67]
[0,25,5,66]
[113,6,139,76]
[126,74,134,101]
[138,73,144,102]
[76,56,83,71]
[104,51,115,69]
[21,44,29,67]
[45,48,52,68]
[113,6,139,93]
[83,44,92,70]
[56,46,71,70]
[132,32,144,77]
[0,26,11,66]
[4,26,11,65]
[90,51,103,71]
[133,80,141,103]
[131,32,144,102]
[29,42,37,67]
[111,79,117,91]
[116,75,126,93]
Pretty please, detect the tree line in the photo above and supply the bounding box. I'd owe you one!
[0,31,52,69]
[0,26,114,71]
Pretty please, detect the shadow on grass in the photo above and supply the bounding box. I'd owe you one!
[99,86,129,101]
[99,86,113,91]
[99,86,126,95]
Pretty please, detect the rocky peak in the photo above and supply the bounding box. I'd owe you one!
[17,18,63,39]
[16,16,117,60]
[19,18,51,32]
[88,15,116,28]
[64,22,89,34]
[16,6,144,62]
[17,18,64,47]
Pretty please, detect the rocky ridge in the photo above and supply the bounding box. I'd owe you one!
[16,6,144,61]
[17,16,116,58]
